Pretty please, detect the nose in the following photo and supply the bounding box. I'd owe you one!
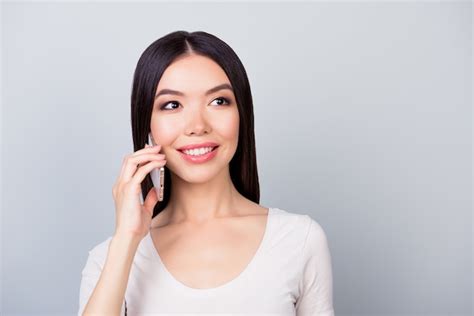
[184,105,211,136]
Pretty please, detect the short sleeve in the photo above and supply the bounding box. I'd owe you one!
[295,216,335,316]
[77,245,126,316]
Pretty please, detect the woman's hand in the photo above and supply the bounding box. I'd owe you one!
[112,143,167,240]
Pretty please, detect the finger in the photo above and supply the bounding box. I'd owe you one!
[117,143,162,181]
[131,144,162,157]
[143,186,159,217]
[122,153,166,182]
[130,159,167,190]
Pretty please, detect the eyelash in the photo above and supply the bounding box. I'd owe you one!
[159,97,231,111]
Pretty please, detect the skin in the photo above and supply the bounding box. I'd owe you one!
[148,53,269,289]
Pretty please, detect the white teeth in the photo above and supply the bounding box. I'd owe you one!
[182,147,214,156]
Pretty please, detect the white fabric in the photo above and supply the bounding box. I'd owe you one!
[78,207,334,315]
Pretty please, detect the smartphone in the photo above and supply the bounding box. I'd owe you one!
[148,133,165,201]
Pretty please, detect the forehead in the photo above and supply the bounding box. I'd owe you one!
[156,55,231,95]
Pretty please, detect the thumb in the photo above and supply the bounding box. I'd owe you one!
[143,186,159,217]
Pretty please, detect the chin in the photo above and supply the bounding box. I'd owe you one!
[172,161,230,183]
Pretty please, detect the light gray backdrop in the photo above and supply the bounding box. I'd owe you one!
[1,1,472,315]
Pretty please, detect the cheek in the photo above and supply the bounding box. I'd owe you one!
[215,109,239,141]
[150,108,239,148]
[150,117,177,149]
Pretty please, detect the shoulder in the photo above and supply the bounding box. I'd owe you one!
[270,207,330,251]
[271,207,327,234]
[286,210,334,314]
[301,214,330,257]
[84,236,113,268]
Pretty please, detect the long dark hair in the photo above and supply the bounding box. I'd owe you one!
[130,30,260,218]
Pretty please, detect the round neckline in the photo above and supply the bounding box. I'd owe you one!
[146,207,275,293]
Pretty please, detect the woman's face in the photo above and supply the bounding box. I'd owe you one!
[150,54,240,183]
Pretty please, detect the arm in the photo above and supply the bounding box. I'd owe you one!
[80,234,140,316]
[295,217,335,316]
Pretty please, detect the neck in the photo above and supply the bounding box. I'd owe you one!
[165,166,243,225]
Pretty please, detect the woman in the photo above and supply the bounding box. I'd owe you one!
[78,30,334,316]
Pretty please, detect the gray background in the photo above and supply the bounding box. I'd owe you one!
[1,1,472,315]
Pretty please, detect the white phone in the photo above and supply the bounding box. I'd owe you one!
[148,133,165,201]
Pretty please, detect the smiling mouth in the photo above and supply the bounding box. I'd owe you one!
[178,146,219,155]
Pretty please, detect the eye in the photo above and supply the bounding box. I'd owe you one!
[159,97,231,111]
[210,97,231,106]
[160,101,180,111]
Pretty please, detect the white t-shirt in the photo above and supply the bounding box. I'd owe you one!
[77,207,334,315]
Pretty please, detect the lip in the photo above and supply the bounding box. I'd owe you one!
[177,142,219,151]
[178,146,219,164]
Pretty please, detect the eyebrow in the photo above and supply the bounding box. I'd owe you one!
[154,83,233,100]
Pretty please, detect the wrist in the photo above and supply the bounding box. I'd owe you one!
[111,232,142,249]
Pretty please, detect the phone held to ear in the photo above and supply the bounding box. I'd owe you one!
[148,133,165,201]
